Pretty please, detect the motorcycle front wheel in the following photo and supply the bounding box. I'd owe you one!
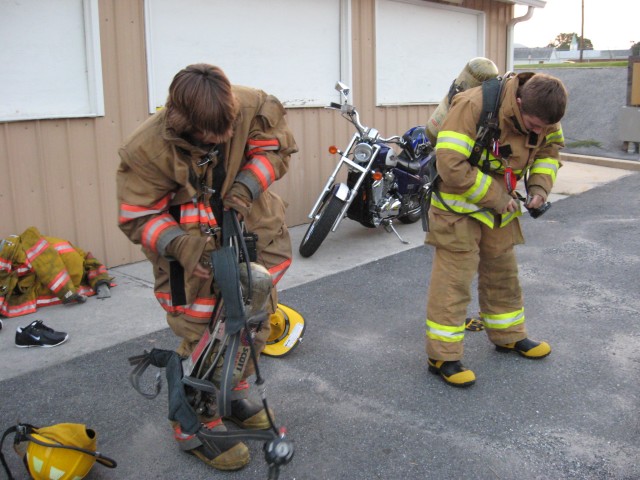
[299,187,346,258]
[398,194,422,224]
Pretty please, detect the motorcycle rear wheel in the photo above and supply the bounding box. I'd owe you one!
[398,194,422,224]
[299,188,346,258]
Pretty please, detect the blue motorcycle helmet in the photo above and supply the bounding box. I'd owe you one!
[402,126,430,158]
[402,125,430,152]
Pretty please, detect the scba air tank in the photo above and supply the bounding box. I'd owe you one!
[426,57,499,144]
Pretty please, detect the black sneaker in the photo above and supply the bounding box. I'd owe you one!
[15,320,68,348]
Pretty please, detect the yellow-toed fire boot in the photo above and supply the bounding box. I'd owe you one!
[428,358,476,387]
[495,338,551,359]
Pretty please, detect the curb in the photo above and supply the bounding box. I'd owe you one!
[561,152,640,170]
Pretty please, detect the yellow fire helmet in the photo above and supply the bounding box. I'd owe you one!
[263,303,305,357]
[0,423,116,480]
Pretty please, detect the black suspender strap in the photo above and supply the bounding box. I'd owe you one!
[468,77,504,168]
[168,204,187,306]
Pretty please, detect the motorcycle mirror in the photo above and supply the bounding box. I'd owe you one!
[335,81,350,99]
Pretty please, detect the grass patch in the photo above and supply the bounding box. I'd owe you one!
[515,61,628,69]
[566,140,602,148]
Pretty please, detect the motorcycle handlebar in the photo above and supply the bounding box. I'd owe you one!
[379,135,403,144]
[330,102,405,147]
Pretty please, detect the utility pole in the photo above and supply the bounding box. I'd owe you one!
[580,0,585,62]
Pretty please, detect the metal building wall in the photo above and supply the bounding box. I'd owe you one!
[0,0,149,267]
[0,0,511,268]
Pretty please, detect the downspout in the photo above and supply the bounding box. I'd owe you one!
[507,6,536,72]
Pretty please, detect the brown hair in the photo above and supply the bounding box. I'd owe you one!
[518,73,568,124]
[165,64,238,140]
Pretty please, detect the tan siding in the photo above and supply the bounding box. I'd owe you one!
[0,0,509,267]
[466,0,513,71]
[99,0,150,266]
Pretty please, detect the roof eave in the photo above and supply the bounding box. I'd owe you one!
[497,0,547,8]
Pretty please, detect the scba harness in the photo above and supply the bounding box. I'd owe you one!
[128,210,293,479]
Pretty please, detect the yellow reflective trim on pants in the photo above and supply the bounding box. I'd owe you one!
[436,130,474,157]
[481,308,525,330]
[426,319,465,343]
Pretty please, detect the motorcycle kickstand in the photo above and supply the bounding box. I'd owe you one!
[382,220,409,244]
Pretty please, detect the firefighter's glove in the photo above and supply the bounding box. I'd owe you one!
[166,235,215,277]
[223,183,253,220]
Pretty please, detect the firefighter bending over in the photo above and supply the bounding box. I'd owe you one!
[117,64,297,470]
[425,72,567,387]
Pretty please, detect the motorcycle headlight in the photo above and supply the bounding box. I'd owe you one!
[353,143,373,163]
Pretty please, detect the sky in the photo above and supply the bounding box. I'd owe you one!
[513,0,639,50]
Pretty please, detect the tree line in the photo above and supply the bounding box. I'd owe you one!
[547,33,639,53]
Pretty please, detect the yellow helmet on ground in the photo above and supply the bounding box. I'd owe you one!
[263,304,305,357]
[26,424,100,480]
[0,423,116,480]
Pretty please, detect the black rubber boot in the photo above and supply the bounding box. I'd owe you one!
[496,338,551,359]
[224,399,273,430]
[428,358,476,387]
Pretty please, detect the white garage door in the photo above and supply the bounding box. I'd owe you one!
[144,0,351,112]
[0,0,104,122]
[376,0,485,105]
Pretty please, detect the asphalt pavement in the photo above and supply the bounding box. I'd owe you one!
[1,159,639,480]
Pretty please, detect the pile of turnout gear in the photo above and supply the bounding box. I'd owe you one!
[0,226,113,318]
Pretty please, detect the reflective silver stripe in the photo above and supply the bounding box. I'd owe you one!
[466,174,491,203]
[426,324,465,340]
[236,171,261,200]
[156,228,184,257]
[119,208,163,221]
[433,196,478,213]
[483,311,524,328]
[436,135,473,155]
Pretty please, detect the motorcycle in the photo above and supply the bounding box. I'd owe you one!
[299,81,435,258]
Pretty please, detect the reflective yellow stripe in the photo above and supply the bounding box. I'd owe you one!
[530,157,560,182]
[426,319,465,343]
[432,194,522,228]
[436,130,475,157]
[481,308,525,330]
[464,170,492,203]
[545,127,564,144]
[500,209,522,226]
[432,193,495,228]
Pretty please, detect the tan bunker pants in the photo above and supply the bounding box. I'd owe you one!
[425,210,528,361]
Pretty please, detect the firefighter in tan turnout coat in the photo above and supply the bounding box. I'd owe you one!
[117,64,297,470]
[425,72,567,388]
